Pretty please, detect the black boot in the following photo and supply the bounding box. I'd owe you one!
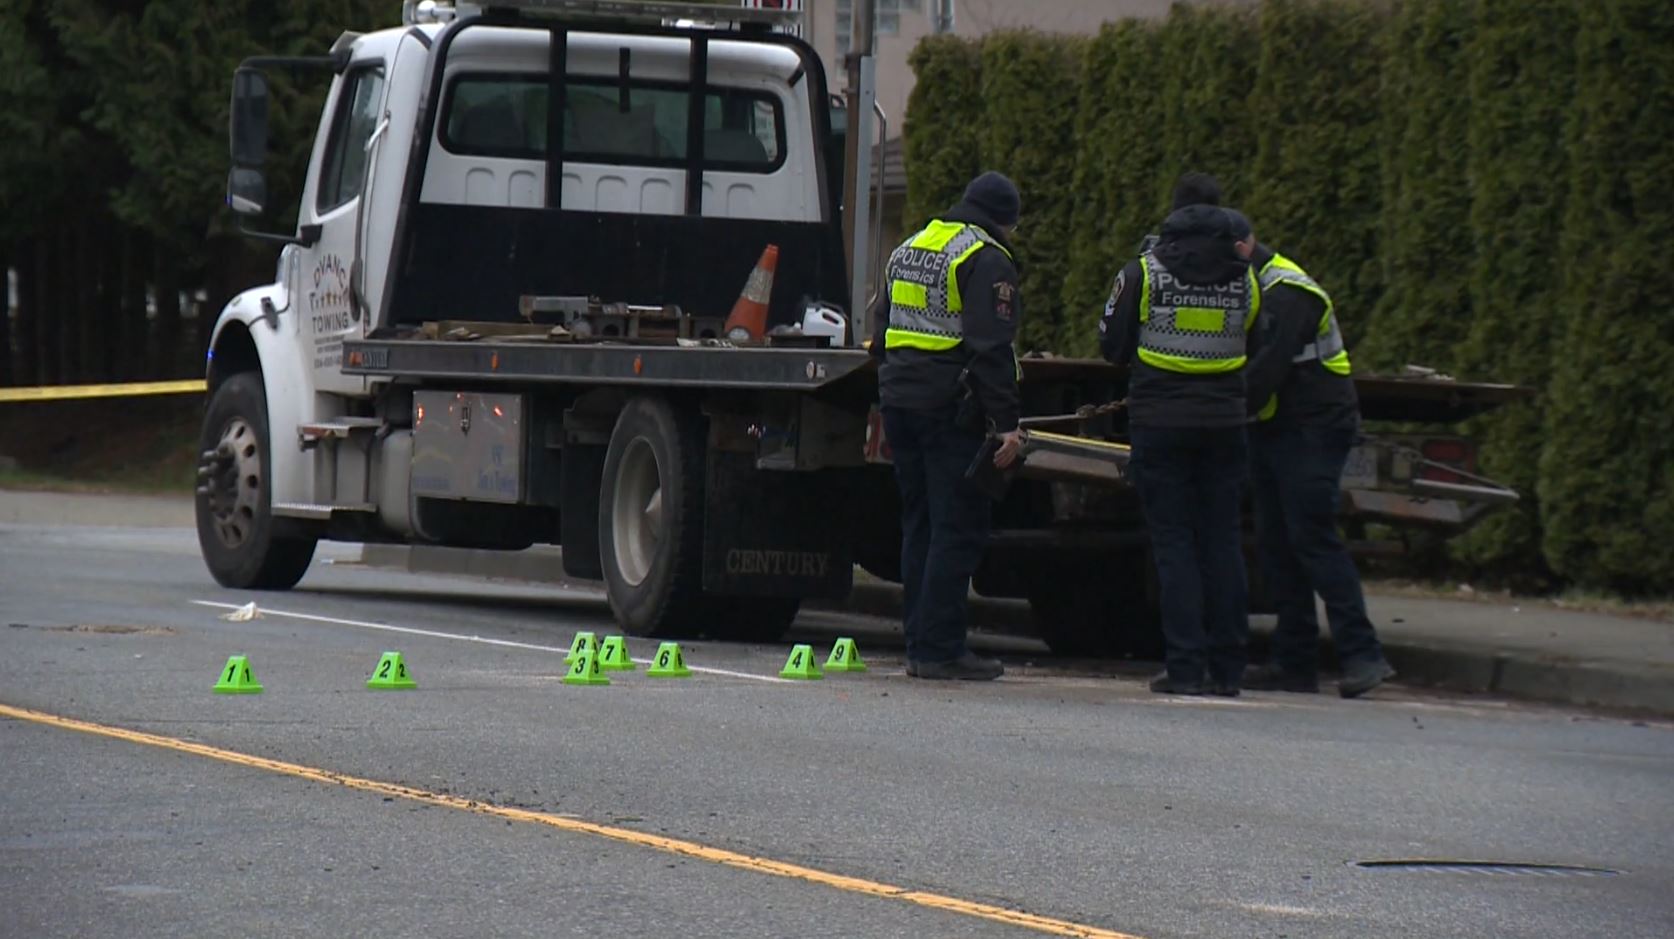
[1338,659,1396,699]
[1148,672,1206,695]
[913,652,1004,681]
[1208,664,1243,697]
[1244,665,1320,694]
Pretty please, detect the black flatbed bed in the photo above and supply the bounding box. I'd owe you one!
[343,336,875,391]
[342,335,1527,423]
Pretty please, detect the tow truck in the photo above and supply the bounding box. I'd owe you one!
[198,0,1521,656]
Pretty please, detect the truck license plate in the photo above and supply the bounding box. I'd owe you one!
[1340,445,1379,490]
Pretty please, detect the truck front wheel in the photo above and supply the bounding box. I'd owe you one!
[194,372,317,589]
[599,396,706,637]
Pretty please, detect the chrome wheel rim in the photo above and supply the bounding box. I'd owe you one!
[611,438,662,587]
[203,418,262,550]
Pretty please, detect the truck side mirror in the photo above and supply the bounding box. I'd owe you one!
[230,67,270,167]
[226,167,267,217]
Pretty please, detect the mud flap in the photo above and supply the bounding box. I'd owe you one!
[560,444,606,579]
[702,452,854,599]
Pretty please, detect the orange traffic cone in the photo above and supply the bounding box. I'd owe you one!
[724,244,779,342]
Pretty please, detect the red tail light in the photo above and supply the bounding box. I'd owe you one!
[1419,438,1475,483]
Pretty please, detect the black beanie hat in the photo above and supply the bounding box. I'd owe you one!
[963,171,1021,227]
[1224,208,1253,241]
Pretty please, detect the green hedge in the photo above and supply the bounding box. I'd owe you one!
[1060,20,1166,356]
[1537,0,1674,594]
[902,36,983,236]
[1157,4,1258,212]
[1362,0,1475,372]
[1057,7,1262,358]
[975,32,1084,354]
[1247,0,1387,349]
[1450,0,1578,585]
[902,0,1674,595]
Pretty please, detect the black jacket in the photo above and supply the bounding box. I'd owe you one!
[1244,245,1360,432]
[870,202,1022,432]
[1099,205,1259,429]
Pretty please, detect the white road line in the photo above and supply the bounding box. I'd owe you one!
[188,600,797,684]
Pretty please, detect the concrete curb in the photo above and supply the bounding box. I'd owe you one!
[834,573,1674,716]
[0,490,194,528]
[1382,644,1674,717]
[354,544,1673,718]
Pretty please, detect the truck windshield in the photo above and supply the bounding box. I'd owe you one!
[442,74,784,172]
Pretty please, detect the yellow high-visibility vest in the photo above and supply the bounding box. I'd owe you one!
[1255,253,1351,421]
[883,220,1011,353]
[1136,252,1261,374]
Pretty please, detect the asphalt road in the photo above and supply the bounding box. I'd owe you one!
[2,522,1671,938]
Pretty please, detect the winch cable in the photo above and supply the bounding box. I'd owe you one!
[1017,399,1127,430]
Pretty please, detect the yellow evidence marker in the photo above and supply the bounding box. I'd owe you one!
[213,655,263,694]
[598,636,637,671]
[563,648,611,686]
[565,631,599,664]
[646,642,693,678]
[824,637,867,673]
[779,644,823,680]
[367,651,417,690]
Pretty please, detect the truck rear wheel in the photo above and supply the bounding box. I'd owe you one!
[194,372,317,589]
[1026,552,1163,659]
[599,396,706,637]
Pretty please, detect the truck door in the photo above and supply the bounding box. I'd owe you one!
[295,61,387,396]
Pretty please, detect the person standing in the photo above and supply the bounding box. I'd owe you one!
[1233,211,1397,698]
[1135,172,1224,255]
[1100,205,1261,696]
[868,171,1025,681]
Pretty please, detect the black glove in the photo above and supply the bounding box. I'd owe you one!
[964,434,1017,501]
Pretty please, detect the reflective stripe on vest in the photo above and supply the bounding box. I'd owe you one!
[883,221,1009,353]
[1258,254,1350,376]
[1136,252,1259,374]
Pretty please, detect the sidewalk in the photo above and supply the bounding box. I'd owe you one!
[4,489,1668,716]
[0,489,195,528]
[1317,593,1674,716]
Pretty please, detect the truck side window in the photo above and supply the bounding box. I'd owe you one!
[441,74,784,172]
[317,66,388,213]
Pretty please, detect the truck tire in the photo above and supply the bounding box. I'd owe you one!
[195,372,317,589]
[703,596,801,644]
[599,396,707,637]
[1026,552,1163,659]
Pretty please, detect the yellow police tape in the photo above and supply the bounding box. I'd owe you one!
[0,379,207,403]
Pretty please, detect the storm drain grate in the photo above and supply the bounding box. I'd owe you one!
[1354,860,1619,878]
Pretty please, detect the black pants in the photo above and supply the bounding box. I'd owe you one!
[883,406,991,664]
[1129,424,1249,684]
[1250,423,1384,676]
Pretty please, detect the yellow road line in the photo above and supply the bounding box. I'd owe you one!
[0,379,207,403]
[0,702,1143,939]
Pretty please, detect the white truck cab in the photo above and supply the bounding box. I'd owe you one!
[198,1,863,636]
